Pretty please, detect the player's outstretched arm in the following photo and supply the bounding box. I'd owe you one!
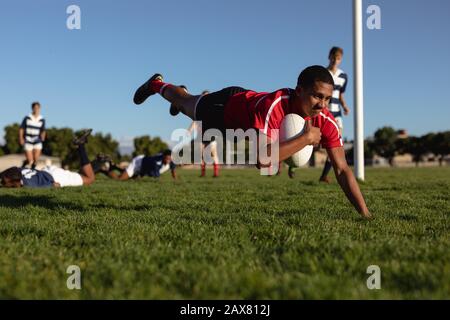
[327,147,372,220]
[108,170,130,181]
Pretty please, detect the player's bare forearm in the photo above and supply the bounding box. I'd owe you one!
[19,128,25,145]
[335,166,371,219]
[264,135,310,165]
[328,147,371,219]
[108,171,130,181]
[40,131,46,142]
[340,97,348,109]
[339,93,350,114]
[171,170,177,180]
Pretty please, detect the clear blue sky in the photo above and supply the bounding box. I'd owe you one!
[1,0,449,151]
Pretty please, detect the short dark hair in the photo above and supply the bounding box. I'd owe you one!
[162,149,172,157]
[329,46,344,58]
[0,167,22,182]
[297,65,334,90]
[31,101,41,109]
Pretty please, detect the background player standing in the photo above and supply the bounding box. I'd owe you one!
[19,102,46,169]
[319,47,350,183]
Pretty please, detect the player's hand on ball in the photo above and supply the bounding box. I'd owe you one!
[304,120,321,146]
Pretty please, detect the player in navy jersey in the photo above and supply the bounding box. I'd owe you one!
[1,130,95,188]
[132,66,371,219]
[320,47,351,184]
[19,102,46,169]
[103,149,177,181]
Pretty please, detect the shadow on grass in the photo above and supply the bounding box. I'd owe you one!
[90,202,154,211]
[0,194,201,213]
[0,194,85,212]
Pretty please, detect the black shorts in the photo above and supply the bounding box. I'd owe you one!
[195,86,247,135]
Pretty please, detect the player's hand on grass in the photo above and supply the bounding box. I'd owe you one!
[304,120,321,146]
[361,211,373,220]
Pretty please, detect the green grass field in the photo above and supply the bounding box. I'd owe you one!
[0,167,449,299]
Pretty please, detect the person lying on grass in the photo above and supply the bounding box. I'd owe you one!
[0,129,95,188]
[93,149,177,181]
[132,65,372,219]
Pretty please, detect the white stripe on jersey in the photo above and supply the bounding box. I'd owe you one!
[329,69,347,113]
[319,112,343,147]
[25,137,41,143]
[23,114,44,143]
[263,95,290,135]
[160,83,170,95]
[25,116,44,129]
[254,94,268,110]
[26,128,41,136]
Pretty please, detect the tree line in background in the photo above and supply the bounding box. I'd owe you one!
[1,123,449,168]
[0,123,168,169]
[347,126,450,166]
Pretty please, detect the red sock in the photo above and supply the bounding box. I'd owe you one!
[201,163,206,177]
[149,80,173,96]
[213,164,219,177]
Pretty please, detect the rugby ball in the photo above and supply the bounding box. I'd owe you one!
[280,114,313,167]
